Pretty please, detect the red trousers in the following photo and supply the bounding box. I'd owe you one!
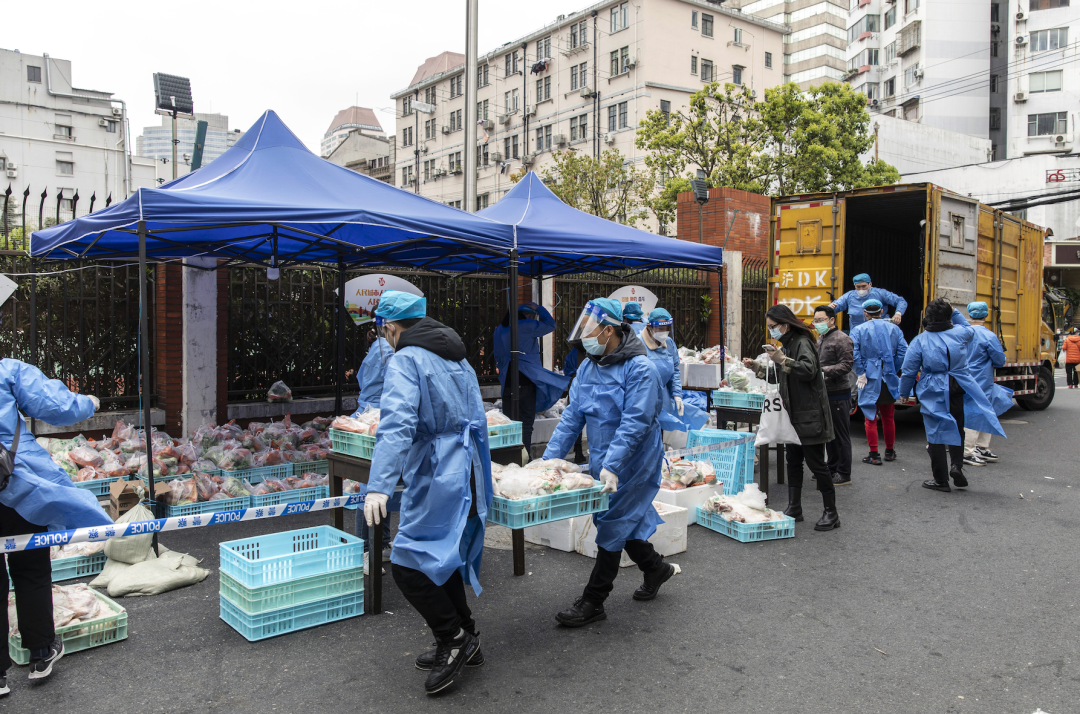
[865,403,895,451]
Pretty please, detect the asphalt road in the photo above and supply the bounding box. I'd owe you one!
[5,376,1078,714]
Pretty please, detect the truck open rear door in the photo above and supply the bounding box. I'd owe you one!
[772,197,844,324]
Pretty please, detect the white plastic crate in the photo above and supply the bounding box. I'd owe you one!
[683,363,723,389]
[654,483,716,526]
[572,501,687,567]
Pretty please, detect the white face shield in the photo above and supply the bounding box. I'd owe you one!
[567,302,621,344]
[375,316,396,358]
[646,316,674,345]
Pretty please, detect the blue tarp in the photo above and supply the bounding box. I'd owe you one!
[31,111,515,272]
[478,172,723,276]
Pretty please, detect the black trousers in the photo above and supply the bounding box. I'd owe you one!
[785,442,836,494]
[503,377,537,459]
[1067,362,1078,387]
[392,563,475,641]
[825,397,852,478]
[1,503,54,671]
[582,539,664,604]
[928,389,966,483]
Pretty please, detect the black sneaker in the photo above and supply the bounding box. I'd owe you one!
[633,562,680,601]
[884,449,897,462]
[975,447,999,462]
[831,472,852,485]
[555,597,606,627]
[862,451,882,466]
[415,635,484,671]
[424,629,479,695]
[0,671,8,697]
[922,479,951,492]
[28,637,64,680]
[950,466,969,488]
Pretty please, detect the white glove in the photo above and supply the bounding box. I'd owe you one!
[599,468,618,494]
[856,374,868,390]
[892,312,903,325]
[363,492,389,527]
[675,397,685,416]
[87,395,100,411]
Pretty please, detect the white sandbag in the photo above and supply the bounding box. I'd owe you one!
[103,504,156,565]
[107,550,209,597]
[91,544,159,588]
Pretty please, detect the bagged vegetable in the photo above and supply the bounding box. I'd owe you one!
[218,448,253,471]
[267,380,293,403]
[487,411,513,427]
[220,477,250,499]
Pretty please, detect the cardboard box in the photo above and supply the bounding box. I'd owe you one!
[104,502,119,521]
[109,479,139,517]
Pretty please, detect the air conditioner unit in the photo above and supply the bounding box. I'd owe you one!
[435,168,447,177]
[450,167,463,175]
[603,133,615,145]
[112,107,122,116]
[580,87,596,99]
[482,119,494,131]
[5,162,15,170]
[5,170,16,178]
[627,56,637,69]
[991,22,1000,32]
[499,113,512,125]
[491,151,504,162]
[553,133,568,146]
[1015,35,1028,45]
[871,98,880,107]
[1054,134,1068,144]
[98,118,110,127]
[913,69,924,79]
[1015,10,1027,20]
[525,105,536,117]
[1014,91,1027,102]
[521,153,536,167]
[419,143,429,153]
[441,125,451,134]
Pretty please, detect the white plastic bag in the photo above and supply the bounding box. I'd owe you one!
[755,361,801,447]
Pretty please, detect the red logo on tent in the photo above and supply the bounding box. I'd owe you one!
[379,277,386,287]
[631,288,636,295]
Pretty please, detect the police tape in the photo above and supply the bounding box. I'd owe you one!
[3,493,366,554]
[664,434,756,460]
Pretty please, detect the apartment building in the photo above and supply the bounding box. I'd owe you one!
[729,0,847,87]
[0,48,155,226]
[325,129,395,183]
[137,113,244,177]
[320,106,385,157]
[390,0,786,224]
[845,0,991,139]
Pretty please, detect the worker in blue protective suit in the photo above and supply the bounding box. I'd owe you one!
[622,300,646,334]
[851,299,908,466]
[898,298,1005,493]
[545,298,678,628]
[962,301,1012,467]
[0,358,110,683]
[830,273,908,331]
[363,291,492,695]
[351,329,397,554]
[641,308,709,433]
[561,347,587,464]
[494,302,571,459]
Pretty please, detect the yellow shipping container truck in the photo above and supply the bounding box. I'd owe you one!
[769,183,1055,411]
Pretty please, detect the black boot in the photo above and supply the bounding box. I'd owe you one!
[950,465,969,488]
[925,444,951,492]
[814,490,840,531]
[783,487,803,522]
[633,562,679,601]
[423,629,479,695]
[555,597,606,627]
[415,632,484,671]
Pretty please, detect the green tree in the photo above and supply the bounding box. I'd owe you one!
[527,148,650,226]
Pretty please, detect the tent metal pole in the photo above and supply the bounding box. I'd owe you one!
[508,249,520,423]
[138,221,156,508]
[335,258,346,415]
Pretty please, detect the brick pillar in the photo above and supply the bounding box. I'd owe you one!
[217,266,229,424]
[154,264,183,435]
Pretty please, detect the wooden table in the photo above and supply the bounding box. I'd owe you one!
[710,406,785,502]
[327,444,525,615]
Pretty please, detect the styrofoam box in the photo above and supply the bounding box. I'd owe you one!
[662,429,689,450]
[530,417,561,445]
[523,517,577,552]
[653,483,716,526]
[572,501,688,567]
[683,363,723,389]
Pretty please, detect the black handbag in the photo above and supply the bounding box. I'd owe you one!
[0,418,22,492]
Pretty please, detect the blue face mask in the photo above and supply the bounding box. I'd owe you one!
[769,326,784,340]
[582,335,606,355]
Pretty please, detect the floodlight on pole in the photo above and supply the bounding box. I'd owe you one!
[152,73,194,180]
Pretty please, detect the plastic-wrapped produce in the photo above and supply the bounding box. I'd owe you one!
[331,406,380,435]
[701,484,781,523]
[486,411,513,427]
[267,381,293,403]
[218,448,253,472]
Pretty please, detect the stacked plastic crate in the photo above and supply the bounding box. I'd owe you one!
[218,526,364,641]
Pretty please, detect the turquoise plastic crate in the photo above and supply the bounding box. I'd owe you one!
[219,526,363,588]
[711,390,766,410]
[249,485,329,509]
[487,485,608,529]
[222,463,292,485]
[219,567,363,615]
[166,494,250,518]
[8,588,127,665]
[220,590,363,641]
[329,429,376,459]
[488,421,523,448]
[685,429,755,496]
[697,507,795,542]
[300,460,329,475]
[73,475,125,496]
[7,551,107,590]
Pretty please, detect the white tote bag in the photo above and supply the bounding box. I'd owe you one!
[755,360,801,447]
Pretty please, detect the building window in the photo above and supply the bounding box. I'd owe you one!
[692,10,699,28]
[401,126,413,147]
[504,135,520,159]
[765,52,773,68]
[904,62,921,87]
[610,47,630,76]
[1030,0,1069,9]
[450,75,463,98]
[424,119,433,139]
[884,6,897,28]
[570,113,589,141]
[57,161,74,176]
[27,65,41,83]
[618,101,628,129]
[905,0,919,12]
[702,13,714,37]
[504,89,519,112]
[885,41,897,62]
[856,82,879,100]
[536,124,552,151]
[104,120,116,133]
[449,109,462,131]
[578,62,588,88]
[423,160,432,181]
[610,1,628,32]
[730,66,742,85]
[847,15,880,43]
[1030,28,1069,51]
[478,99,489,120]
[450,151,463,172]
[403,96,412,116]
[989,108,1001,130]
[424,87,436,105]
[660,99,671,124]
[989,74,999,93]
[608,105,617,132]
[991,39,999,57]
[701,59,714,82]
[477,194,489,211]
[537,35,551,60]
[734,27,743,45]
[884,77,896,96]
[478,64,490,87]
[402,166,413,185]
[990,2,999,20]
[537,76,551,101]
[849,48,880,71]
[1028,111,1068,135]
[479,143,490,165]
[691,55,698,74]
[505,50,519,77]
[1030,70,1063,93]
[570,19,588,48]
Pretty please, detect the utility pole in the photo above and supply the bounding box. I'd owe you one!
[522,42,529,158]
[464,0,479,210]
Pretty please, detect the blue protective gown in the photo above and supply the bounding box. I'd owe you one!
[966,325,1014,416]
[851,319,908,420]
[353,337,393,414]
[834,287,909,330]
[643,335,709,432]
[0,359,112,530]
[628,321,646,335]
[366,347,493,596]
[898,326,1006,446]
[543,352,665,552]
[494,306,571,413]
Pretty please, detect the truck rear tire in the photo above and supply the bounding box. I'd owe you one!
[1016,366,1054,411]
